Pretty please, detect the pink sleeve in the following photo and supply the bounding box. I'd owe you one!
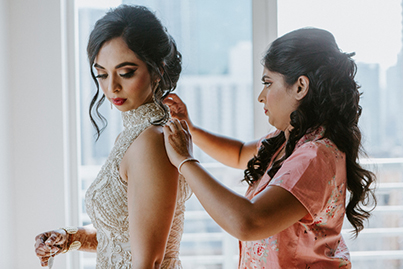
[269,142,337,224]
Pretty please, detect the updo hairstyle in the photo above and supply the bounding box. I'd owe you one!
[87,5,182,138]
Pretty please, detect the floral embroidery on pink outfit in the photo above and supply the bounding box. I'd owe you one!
[239,127,351,268]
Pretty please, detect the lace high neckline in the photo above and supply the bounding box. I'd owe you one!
[121,102,165,129]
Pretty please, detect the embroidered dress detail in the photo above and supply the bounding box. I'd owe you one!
[85,103,192,268]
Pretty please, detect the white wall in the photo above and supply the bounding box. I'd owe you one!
[0,0,13,268]
[1,0,69,268]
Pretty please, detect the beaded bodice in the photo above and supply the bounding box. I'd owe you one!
[85,103,192,268]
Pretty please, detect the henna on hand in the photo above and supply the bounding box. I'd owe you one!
[34,230,68,267]
[163,119,194,167]
[68,225,98,252]
[34,225,98,267]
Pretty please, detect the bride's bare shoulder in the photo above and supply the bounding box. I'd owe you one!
[135,125,164,144]
[124,125,167,161]
[120,124,176,181]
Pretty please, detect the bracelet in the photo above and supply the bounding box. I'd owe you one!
[60,227,81,253]
[178,158,199,174]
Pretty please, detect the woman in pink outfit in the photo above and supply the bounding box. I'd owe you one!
[163,28,376,268]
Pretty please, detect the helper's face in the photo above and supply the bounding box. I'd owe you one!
[258,68,300,132]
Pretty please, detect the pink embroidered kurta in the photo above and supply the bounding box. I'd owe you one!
[239,127,351,268]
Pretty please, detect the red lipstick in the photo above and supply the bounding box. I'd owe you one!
[111,98,126,106]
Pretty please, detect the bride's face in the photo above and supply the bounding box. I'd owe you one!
[94,37,154,112]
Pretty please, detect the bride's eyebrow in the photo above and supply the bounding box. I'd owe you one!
[115,62,138,69]
[93,62,139,69]
[261,75,271,81]
[93,63,104,69]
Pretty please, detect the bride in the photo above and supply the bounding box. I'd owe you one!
[34,5,191,268]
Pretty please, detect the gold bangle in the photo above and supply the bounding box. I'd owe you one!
[60,227,78,234]
[60,227,81,253]
[68,241,82,252]
[178,158,199,174]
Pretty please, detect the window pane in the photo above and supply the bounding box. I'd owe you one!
[278,0,403,158]
[76,0,252,268]
[278,1,403,268]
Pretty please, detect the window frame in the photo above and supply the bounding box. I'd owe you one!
[61,0,83,267]
[63,1,278,266]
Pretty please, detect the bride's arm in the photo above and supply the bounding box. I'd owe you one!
[66,224,98,252]
[121,125,178,268]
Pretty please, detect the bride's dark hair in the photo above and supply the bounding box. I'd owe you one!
[244,28,376,237]
[87,5,182,139]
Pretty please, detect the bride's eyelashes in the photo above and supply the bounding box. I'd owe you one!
[119,70,136,78]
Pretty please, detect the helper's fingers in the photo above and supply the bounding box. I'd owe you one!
[180,120,189,132]
[163,124,173,135]
[164,120,176,132]
[167,93,181,102]
[163,97,175,106]
[168,118,182,131]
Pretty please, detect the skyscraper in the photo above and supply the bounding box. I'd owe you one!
[385,0,403,157]
[356,62,382,156]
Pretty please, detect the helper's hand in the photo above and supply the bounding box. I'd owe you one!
[163,119,194,168]
[163,93,195,132]
[34,229,68,267]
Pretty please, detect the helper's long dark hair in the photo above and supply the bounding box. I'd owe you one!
[244,28,376,237]
[87,5,182,140]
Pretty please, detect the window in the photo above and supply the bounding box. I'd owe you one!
[72,0,403,268]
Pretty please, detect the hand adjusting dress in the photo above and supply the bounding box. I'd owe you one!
[85,103,192,269]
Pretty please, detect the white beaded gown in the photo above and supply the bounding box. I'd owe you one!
[85,103,192,268]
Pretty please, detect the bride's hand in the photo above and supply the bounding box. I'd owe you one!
[34,229,68,267]
[163,119,194,168]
